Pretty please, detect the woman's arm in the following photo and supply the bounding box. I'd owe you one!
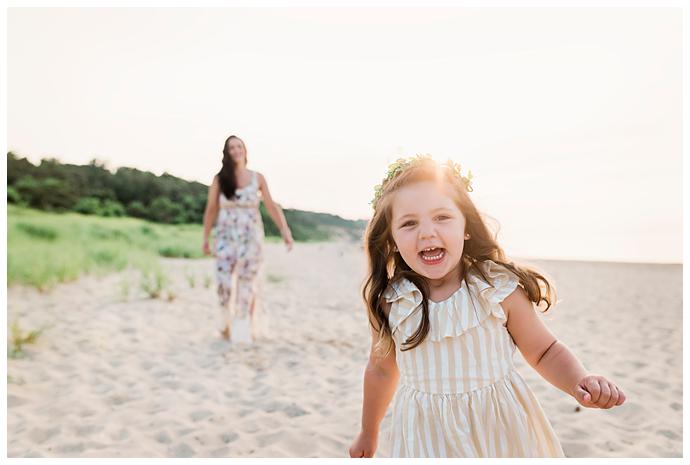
[349,311,400,457]
[502,286,626,409]
[202,175,220,254]
[257,172,293,249]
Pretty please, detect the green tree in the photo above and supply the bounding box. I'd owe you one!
[73,197,102,215]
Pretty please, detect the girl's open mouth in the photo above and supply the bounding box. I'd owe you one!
[419,247,446,265]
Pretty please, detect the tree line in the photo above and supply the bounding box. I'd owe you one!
[6,152,366,241]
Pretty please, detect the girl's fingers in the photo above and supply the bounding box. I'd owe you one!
[585,378,602,404]
[604,385,619,409]
[573,385,592,405]
[598,381,612,407]
[616,389,626,405]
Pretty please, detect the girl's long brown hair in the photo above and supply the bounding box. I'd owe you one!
[363,158,557,358]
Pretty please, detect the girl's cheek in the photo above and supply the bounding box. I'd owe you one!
[444,222,463,240]
[402,233,417,251]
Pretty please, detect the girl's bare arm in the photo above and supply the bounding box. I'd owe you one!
[360,323,400,437]
[502,286,626,409]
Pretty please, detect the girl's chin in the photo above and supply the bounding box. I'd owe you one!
[417,269,450,280]
[411,258,458,279]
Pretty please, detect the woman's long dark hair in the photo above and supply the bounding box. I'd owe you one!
[217,135,248,199]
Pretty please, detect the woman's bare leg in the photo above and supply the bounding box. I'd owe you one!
[249,292,258,342]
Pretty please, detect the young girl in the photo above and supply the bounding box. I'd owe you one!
[348,155,626,458]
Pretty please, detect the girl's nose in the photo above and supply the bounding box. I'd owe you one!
[418,221,437,240]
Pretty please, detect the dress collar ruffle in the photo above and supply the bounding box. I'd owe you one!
[382,259,521,342]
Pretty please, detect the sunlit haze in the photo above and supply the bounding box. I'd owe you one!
[7,7,681,263]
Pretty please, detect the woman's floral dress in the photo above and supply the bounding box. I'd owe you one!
[214,170,265,341]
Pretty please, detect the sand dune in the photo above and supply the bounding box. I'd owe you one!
[7,241,682,457]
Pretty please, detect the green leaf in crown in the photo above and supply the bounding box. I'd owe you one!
[370,154,474,210]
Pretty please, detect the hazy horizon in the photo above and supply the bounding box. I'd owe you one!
[7,7,682,264]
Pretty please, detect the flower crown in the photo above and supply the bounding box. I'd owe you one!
[370,154,473,210]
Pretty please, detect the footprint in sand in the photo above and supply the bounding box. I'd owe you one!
[186,383,205,394]
[28,426,61,444]
[257,431,284,447]
[108,394,132,406]
[560,427,588,441]
[8,394,28,408]
[656,429,681,441]
[238,408,254,418]
[56,442,86,454]
[168,442,195,458]
[155,431,173,444]
[634,377,669,390]
[109,428,129,441]
[561,442,590,457]
[75,424,104,437]
[92,383,114,395]
[222,432,239,444]
[594,440,623,453]
[211,447,229,457]
[190,410,213,422]
[262,400,310,418]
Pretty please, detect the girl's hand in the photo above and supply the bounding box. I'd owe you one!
[282,230,294,252]
[202,238,212,256]
[349,430,378,458]
[572,374,626,409]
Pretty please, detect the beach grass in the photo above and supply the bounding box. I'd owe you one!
[8,204,352,290]
[8,320,46,359]
[7,204,205,290]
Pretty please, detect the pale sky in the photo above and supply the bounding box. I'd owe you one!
[7,7,682,263]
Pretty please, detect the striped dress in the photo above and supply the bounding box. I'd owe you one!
[383,259,565,458]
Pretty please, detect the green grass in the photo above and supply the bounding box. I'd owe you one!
[138,264,168,299]
[7,204,206,290]
[8,320,46,359]
[7,204,359,290]
[266,273,286,283]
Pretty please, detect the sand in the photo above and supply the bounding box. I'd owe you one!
[6,241,682,457]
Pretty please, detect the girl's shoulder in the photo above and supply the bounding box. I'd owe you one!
[383,277,421,306]
[469,259,522,306]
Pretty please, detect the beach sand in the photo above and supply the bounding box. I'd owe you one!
[7,241,682,457]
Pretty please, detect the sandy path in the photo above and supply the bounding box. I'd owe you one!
[7,242,682,457]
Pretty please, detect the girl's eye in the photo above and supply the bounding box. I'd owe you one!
[435,215,451,221]
[401,221,416,228]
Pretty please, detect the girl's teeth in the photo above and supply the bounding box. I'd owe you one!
[421,249,445,261]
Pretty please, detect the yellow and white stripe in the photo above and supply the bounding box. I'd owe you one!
[384,260,565,458]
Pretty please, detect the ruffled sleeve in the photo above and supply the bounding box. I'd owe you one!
[472,260,521,305]
[383,278,423,336]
